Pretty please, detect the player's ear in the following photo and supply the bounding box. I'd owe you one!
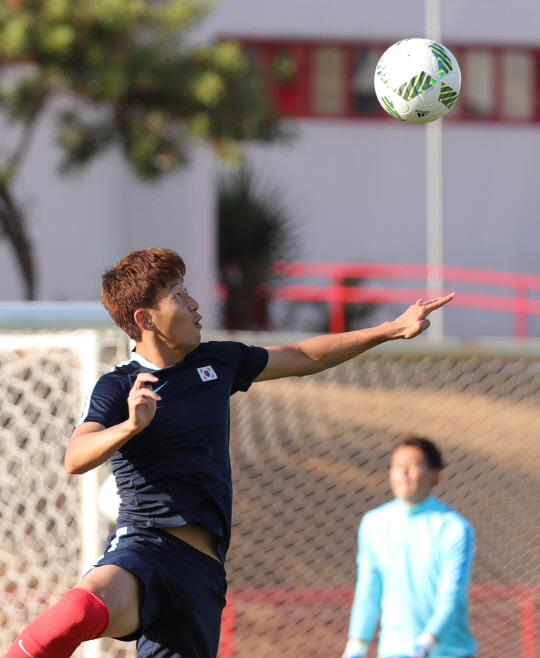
[134,309,153,332]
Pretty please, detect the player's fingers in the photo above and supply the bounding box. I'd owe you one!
[424,292,455,311]
[403,319,430,339]
[132,372,159,390]
[130,388,161,403]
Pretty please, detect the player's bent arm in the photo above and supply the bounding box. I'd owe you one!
[65,421,141,474]
[65,371,162,474]
[255,294,454,381]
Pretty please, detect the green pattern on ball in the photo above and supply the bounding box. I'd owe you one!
[439,83,458,109]
[429,42,453,77]
[381,96,406,121]
[376,58,389,85]
[395,71,437,100]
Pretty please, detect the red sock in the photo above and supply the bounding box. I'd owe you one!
[5,588,109,658]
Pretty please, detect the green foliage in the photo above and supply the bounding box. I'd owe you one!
[0,0,286,299]
[0,0,284,180]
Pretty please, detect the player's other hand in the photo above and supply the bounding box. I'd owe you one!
[126,372,162,434]
[341,638,368,658]
[389,293,455,339]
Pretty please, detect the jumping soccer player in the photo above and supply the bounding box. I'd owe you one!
[5,248,454,658]
[342,436,477,658]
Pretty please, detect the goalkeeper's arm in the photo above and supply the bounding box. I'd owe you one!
[344,518,382,658]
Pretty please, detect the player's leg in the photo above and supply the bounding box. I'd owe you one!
[135,531,226,658]
[78,563,143,638]
[4,564,142,658]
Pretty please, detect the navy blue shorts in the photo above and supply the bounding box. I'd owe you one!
[90,525,227,658]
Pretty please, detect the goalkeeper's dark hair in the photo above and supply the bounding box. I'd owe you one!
[394,435,444,470]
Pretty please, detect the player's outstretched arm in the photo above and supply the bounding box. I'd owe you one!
[255,294,454,381]
[64,372,162,474]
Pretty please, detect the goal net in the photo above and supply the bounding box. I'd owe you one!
[0,329,539,658]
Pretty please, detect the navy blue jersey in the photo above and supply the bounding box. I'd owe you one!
[76,341,269,561]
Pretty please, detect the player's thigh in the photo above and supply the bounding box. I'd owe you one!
[78,563,143,638]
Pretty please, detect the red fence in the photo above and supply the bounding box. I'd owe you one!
[218,584,540,658]
[270,262,540,337]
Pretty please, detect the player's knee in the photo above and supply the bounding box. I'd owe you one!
[62,588,110,640]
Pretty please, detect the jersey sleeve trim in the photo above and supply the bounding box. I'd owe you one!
[75,378,101,427]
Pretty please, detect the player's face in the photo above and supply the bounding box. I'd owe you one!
[149,278,202,352]
[389,445,439,505]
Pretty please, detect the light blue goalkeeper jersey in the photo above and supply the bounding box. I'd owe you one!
[348,495,477,658]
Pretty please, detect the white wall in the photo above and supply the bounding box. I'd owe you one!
[240,120,540,274]
[196,0,540,338]
[1,0,539,338]
[197,0,540,45]
[2,100,219,327]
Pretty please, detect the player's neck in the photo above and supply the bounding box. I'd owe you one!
[400,492,432,507]
[134,339,190,369]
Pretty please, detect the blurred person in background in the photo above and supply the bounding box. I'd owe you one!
[342,436,477,658]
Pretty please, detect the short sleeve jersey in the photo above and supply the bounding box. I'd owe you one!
[76,341,269,562]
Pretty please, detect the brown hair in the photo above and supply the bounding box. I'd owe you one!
[101,248,186,340]
[393,435,444,470]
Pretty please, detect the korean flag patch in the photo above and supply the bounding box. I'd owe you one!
[198,365,218,382]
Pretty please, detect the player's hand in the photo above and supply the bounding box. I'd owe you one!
[389,293,455,339]
[125,372,162,434]
[341,638,368,658]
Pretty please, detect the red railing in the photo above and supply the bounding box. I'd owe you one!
[269,262,540,337]
[218,584,540,658]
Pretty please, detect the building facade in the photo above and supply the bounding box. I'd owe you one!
[1,0,539,338]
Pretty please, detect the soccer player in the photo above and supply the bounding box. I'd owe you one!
[5,248,454,658]
[342,436,477,658]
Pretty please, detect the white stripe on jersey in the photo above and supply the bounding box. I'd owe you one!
[75,351,161,427]
[75,378,100,427]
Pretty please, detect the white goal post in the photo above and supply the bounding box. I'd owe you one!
[0,326,130,658]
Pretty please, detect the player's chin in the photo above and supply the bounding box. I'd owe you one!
[191,330,202,349]
[394,486,415,500]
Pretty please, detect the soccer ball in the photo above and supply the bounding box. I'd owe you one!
[374,38,461,124]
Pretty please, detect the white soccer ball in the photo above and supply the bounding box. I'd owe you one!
[374,38,461,124]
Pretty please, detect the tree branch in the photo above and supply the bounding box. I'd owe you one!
[9,93,48,175]
[0,185,35,299]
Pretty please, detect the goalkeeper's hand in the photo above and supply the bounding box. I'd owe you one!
[409,646,430,658]
[409,632,437,658]
[341,638,369,658]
